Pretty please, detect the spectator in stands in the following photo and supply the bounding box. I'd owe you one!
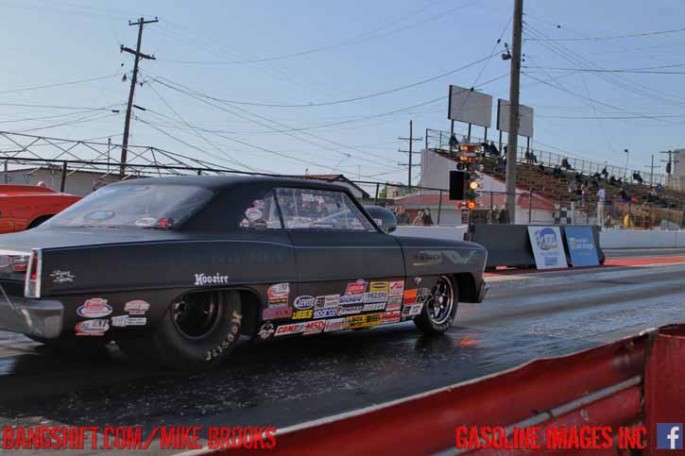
[538,162,545,173]
[525,150,533,165]
[568,180,577,195]
[561,157,574,170]
[601,167,609,180]
[421,208,434,226]
[656,183,664,192]
[648,187,658,202]
[498,205,510,224]
[619,187,629,203]
[552,165,563,178]
[593,171,601,181]
[395,206,411,225]
[530,151,538,164]
[580,182,588,205]
[488,141,499,157]
[462,135,469,145]
[609,175,617,186]
[496,155,506,173]
[633,171,644,185]
[412,210,425,226]
[449,133,458,151]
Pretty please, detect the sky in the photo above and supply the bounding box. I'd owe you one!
[0,0,684,184]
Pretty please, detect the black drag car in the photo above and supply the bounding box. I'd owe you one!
[0,176,487,367]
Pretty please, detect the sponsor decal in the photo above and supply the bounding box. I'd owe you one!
[252,199,266,209]
[402,303,424,318]
[345,279,367,295]
[324,318,345,332]
[257,322,275,340]
[369,281,389,293]
[194,273,229,286]
[386,296,403,311]
[50,270,74,284]
[313,308,337,319]
[389,280,405,297]
[275,323,305,337]
[75,319,109,336]
[337,305,363,316]
[124,300,150,315]
[414,277,423,285]
[364,291,388,303]
[339,294,364,305]
[110,315,147,327]
[363,302,386,312]
[344,313,382,330]
[77,298,112,318]
[293,295,316,310]
[380,311,401,325]
[303,320,325,335]
[134,216,157,227]
[262,307,292,320]
[417,288,432,303]
[267,283,290,306]
[404,289,418,305]
[292,309,313,320]
[245,207,263,222]
[315,294,340,309]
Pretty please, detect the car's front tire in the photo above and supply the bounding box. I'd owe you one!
[413,275,458,335]
[118,290,242,369]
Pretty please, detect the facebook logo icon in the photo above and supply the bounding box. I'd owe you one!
[657,423,683,450]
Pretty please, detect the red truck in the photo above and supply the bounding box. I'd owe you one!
[0,185,80,233]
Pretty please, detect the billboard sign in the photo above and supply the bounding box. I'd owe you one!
[528,226,568,270]
[497,99,534,137]
[448,85,493,128]
[564,226,600,267]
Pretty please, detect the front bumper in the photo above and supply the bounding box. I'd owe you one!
[0,291,63,339]
[475,280,489,303]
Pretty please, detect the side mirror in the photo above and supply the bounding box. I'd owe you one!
[363,206,397,234]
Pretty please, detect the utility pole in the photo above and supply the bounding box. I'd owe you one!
[398,120,423,191]
[120,16,158,177]
[645,154,657,187]
[505,0,523,223]
[660,149,681,188]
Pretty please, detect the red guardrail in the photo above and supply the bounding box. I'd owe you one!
[209,325,684,456]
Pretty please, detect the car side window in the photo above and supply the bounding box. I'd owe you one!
[239,191,283,230]
[275,187,375,232]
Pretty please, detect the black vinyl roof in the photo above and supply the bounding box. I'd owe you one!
[115,174,350,192]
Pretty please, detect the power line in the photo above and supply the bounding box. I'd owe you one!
[150,53,497,109]
[0,73,121,95]
[523,66,685,75]
[525,26,685,42]
[160,0,474,65]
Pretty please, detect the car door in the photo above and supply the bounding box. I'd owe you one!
[275,187,406,323]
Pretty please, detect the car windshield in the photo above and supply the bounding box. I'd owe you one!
[45,184,213,229]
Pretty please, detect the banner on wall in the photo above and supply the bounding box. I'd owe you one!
[528,226,568,269]
[564,226,600,267]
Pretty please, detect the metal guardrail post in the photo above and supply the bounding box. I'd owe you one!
[437,190,443,225]
[60,161,67,192]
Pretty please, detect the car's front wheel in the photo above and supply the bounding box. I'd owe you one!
[413,275,458,335]
[118,290,242,368]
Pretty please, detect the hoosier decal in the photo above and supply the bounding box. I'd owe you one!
[194,273,229,286]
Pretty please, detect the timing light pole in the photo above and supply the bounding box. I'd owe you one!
[505,0,523,223]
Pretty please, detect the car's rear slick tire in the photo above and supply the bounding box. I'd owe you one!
[413,275,458,335]
[118,290,242,369]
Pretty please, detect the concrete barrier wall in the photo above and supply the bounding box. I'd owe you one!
[600,230,685,249]
[393,225,468,241]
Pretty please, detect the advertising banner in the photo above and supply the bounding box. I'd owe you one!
[528,226,568,269]
[564,226,600,267]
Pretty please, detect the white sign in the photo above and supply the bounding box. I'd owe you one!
[497,99,534,137]
[528,226,568,270]
[448,85,493,128]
